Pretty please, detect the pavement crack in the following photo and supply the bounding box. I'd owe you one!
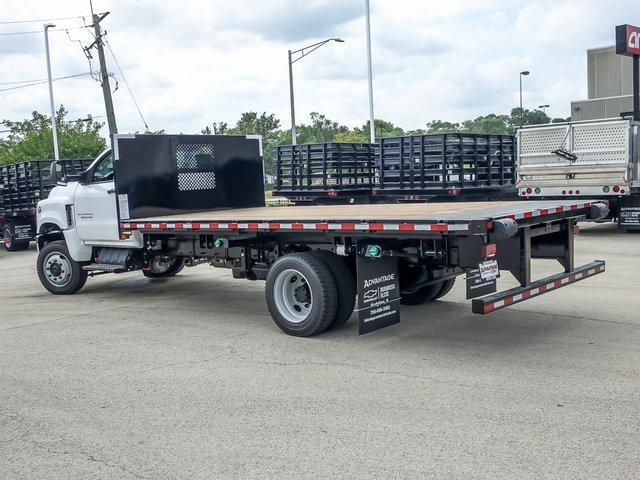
[0,303,141,331]
[250,359,474,388]
[28,440,149,479]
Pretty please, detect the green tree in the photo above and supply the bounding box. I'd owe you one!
[201,122,230,135]
[355,119,405,140]
[462,114,511,134]
[425,120,462,134]
[508,108,551,129]
[0,106,106,165]
[335,131,368,143]
[295,112,349,144]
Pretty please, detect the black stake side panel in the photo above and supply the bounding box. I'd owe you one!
[0,158,93,216]
[113,134,264,220]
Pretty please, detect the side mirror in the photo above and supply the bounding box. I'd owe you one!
[49,161,67,186]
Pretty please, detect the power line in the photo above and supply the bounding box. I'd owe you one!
[0,15,85,25]
[0,25,85,36]
[0,72,98,92]
[104,38,149,130]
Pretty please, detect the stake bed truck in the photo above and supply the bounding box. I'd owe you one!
[1,158,92,250]
[36,134,608,337]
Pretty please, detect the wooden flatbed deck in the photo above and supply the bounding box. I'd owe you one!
[131,200,593,224]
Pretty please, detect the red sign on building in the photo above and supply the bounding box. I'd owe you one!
[616,24,640,57]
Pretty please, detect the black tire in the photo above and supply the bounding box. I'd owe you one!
[400,282,442,305]
[434,278,456,300]
[143,257,185,278]
[3,226,29,252]
[311,250,356,328]
[265,252,338,337]
[37,240,87,295]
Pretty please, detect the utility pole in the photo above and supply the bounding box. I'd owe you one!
[87,2,117,134]
[44,24,60,160]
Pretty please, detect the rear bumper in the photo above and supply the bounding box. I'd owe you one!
[472,260,605,314]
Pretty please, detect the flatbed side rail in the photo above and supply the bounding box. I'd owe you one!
[120,219,475,234]
[119,200,601,237]
[472,260,605,314]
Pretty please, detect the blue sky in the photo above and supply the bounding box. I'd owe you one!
[0,0,637,136]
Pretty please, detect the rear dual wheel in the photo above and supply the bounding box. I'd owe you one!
[265,251,356,337]
[143,256,185,278]
[400,278,456,305]
[399,261,456,305]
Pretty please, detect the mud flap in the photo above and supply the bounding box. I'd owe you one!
[356,254,401,335]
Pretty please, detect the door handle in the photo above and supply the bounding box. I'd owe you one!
[107,188,115,194]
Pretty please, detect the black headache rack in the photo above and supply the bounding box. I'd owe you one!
[1,158,93,217]
[273,143,373,203]
[375,133,516,200]
[113,134,264,220]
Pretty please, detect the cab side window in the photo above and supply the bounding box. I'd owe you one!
[92,153,114,182]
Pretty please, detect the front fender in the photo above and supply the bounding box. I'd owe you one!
[37,183,92,262]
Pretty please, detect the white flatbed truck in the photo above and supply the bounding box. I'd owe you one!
[35,134,608,337]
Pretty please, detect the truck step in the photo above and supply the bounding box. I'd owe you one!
[82,263,127,272]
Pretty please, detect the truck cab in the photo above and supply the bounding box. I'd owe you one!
[35,149,154,294]
[37,148,142,258]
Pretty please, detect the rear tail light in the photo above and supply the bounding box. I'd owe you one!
[534,187,541,194]
[526,187,532,194]
[613,186,620,193]
[603,186,610,193]
[448,188,460,196]
[482,243,497,259]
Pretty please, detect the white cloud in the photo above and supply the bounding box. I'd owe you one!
[0,0,637,138]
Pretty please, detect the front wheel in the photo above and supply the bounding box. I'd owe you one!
[36,240,87,294]
[143,256,185,278]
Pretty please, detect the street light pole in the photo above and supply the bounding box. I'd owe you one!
[365,0,375,143]
[287,38,344,145]
[519,70,530,126]
[288,49,297,145]
[44,24,59,160]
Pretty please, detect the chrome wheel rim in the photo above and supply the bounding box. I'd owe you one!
[44,252,72,287]
[3,229,11,248]
[273,269,312,324]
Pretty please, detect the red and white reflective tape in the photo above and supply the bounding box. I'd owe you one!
[482,263,605,314]
[119,221,470,233]
[498,202,592,222]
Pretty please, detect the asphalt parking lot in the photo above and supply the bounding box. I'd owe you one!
[1,222,639,479]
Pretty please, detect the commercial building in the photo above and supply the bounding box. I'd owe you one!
[571,46,635,121]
